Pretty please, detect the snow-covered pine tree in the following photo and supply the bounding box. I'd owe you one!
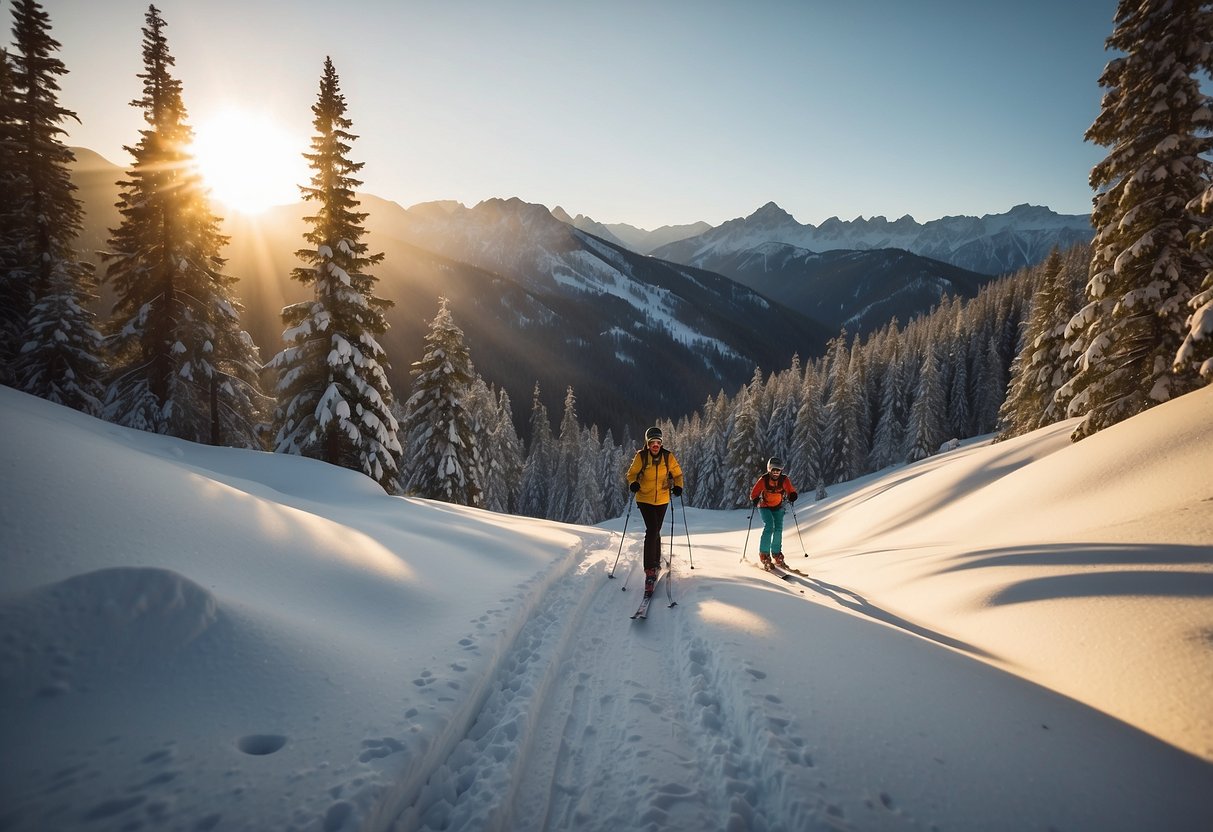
[824,355,865,483]
[1061,0,1213,439]
[693,391,730,508]
[765,359,800,465]
[598,427,627,519]
[481,386,524,514]
[868,349,906,471]
[571,424,604,525]
[397,297,478,504]
[549,386,581,521]
[905,343,947,463]
[8,0,105,413]
[268,57,401,486]
[998,247,1086,439]
[517,383,555,518]
[1175,183,1213,379]
[102,6,262,445]
[725,386,763,507]
[789,364,826,491]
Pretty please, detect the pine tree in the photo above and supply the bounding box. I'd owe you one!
[694,391,731,508]
[1,47,26,383]
[1175,185,1213,379]
[790,366,826,490]
[725,386,763,507]
[102,5,262,445]
[824,359,865,483]
[905,344,947,463]
[550,386,581,521]
[398,298,477,503]
[998,248,1086,439]
[518,383,555,518]
[481,387,524,514]
[269,57,401,486]
[7,0,105,412]
[599,428,627,518]
[571,424,604,525]
[868,350,905,470]
[1061,0,1213,439]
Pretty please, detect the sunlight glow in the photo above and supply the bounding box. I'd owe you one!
[192,109,308,214]
[697,599,773,635]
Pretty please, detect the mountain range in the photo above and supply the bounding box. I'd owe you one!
[66,147,1090,438]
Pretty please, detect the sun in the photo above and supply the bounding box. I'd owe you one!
[192,109,309,214]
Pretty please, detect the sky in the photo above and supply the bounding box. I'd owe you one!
[36,0,1116,230]
[2,382,1211,830]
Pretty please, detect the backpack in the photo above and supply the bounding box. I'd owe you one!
[760,473,786,503]
[637,446,671,473]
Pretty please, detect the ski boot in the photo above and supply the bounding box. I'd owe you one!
[759,553,772,570]
[644,568,657,597]
[773,552,787,569]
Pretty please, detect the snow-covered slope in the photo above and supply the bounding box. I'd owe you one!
[1,385,1210,831]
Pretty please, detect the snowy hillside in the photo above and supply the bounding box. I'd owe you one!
[1,385,1211,832]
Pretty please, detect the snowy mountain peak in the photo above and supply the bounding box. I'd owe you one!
[746,201,798,226]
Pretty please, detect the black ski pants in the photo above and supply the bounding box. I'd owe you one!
[637,501,668,572]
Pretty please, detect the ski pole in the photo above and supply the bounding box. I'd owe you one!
[740,502,756,563]
[666,499,676,607]
[791,503,809,557]
[609,498,634,579]
[679,493,694,570]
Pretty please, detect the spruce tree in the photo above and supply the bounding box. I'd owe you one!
[725,387,763,508]
[694,391,730,508]
[103,5,262,444]
[868,352,905,470]
[0,47,26,382]
[481,387,524,514]
[1175,186,1213,379]
[571,424,604,525]
[397,297,476,503]
[905,343,947,463]
[1062,0,1213,438]
[7,0,105,411]
[998,248,1086,439]
[518,383,555,518]
[599,428,627,518]
[550,386,581,521]
[790,367,826,490]
[269,57,401,486]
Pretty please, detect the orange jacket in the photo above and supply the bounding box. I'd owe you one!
[750,473,796,508]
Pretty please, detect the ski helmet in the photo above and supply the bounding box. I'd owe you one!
[767,456,784,473]
[644,426,663,443]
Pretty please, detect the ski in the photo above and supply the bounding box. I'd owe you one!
[631,571,664,619]
[755,562,794,581]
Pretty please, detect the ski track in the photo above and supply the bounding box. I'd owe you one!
[386,542,835,832]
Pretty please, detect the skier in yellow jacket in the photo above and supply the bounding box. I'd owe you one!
[626,427,684,597]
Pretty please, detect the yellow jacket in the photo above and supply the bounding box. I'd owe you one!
[626,448,684,505]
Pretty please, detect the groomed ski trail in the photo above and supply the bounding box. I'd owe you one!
[387,542,830,832]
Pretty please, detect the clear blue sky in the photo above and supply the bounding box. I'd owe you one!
[39,0,1116,229]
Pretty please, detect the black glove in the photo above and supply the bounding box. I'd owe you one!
[788,491,798,503]
[629,481,640,493]
[671,485,683,497]
[753,498,762,508]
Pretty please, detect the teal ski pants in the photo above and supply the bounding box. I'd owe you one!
[759,506,785,554]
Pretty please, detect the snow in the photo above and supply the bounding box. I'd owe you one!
[1,384,1211,832]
